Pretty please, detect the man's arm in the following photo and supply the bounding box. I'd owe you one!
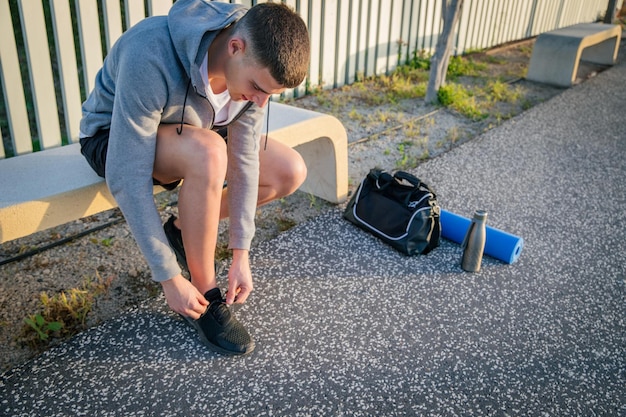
[223,105,265,304]
[226,249,253,304]
[103,54,181,284]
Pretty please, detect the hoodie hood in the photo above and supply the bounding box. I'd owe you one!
[168,0,247,85]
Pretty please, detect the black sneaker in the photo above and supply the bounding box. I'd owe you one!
[164,215,188,271]
[183,288,255,356]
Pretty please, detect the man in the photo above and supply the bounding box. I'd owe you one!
[79,0,310,355]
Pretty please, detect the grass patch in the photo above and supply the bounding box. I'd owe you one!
[20,273,112,348]
[438,84,487,120]
[446,55,487,78]
[395,139,429,170]
[485,80,524,103]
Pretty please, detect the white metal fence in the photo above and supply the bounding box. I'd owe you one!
[0,0,620,157]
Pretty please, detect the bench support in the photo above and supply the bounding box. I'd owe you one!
[526,23,621,87]
[266,103,348,204]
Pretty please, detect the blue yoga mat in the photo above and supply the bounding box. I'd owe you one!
[440,209,523,264]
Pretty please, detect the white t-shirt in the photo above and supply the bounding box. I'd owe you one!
[200,53,247,126]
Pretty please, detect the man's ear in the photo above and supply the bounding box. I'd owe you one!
[228,37,246,57]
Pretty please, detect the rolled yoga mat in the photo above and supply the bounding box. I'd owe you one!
[440,209,523,264]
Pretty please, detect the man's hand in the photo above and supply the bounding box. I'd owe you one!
[161,274,209,319]
[226,249,253,305]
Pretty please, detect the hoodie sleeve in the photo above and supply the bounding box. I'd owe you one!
[226,104,265,250]
[104,39,182,283]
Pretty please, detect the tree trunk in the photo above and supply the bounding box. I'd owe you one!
[604,0,618,23]
[425,0,464,103]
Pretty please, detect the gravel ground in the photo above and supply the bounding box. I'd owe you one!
[0,39,577,372]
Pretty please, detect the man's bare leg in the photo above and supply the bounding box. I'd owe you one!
[153,125,226,295]
[219,136,307,219]
[154,126,307,297]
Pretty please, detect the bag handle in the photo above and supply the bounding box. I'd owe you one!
[369,169,437,196]
[367,169,394,190]
[393,171,421,187]
[394,171,437,195]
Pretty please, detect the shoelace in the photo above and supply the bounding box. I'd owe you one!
[208,299,231,325]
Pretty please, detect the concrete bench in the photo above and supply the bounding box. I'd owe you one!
[526,23,622,87]
[0,103,348,244]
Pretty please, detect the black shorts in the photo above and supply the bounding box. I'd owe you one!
[80,129,181,191]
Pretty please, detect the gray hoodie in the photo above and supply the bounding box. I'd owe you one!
[80,0,264,282]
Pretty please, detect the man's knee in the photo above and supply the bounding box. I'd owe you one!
[187,130,228,179]
[279,149,307,195]
[289,151,307,188]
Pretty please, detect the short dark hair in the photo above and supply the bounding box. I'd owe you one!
[233,2,310,88]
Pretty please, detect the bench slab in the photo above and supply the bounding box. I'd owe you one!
[0,103,348,243]
[527,23,621,87]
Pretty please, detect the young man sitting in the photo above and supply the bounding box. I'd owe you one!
[79,0,310,355]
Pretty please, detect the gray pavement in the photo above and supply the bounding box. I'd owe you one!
[2,57,626,416]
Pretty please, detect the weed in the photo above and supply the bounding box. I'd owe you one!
[359,86,387,106]
[486,80,523,103]
[395,141,422,170]
[21,289,90,347]
[348,108,364,121]
[396,153,419,170]
[521,98,534,110]
[387,75,427,101]
[483,54,506,65]
[23,314,63,341]
[437,83,463,106]
[393,65,430,83]
[407,50,431,70]
[101,237,114,247]
[276,217,297,232]
[447,55,487,78]
[18,245,36,255]
[51,289,91,323]
[90,237,115,247]
[437,84,487,120]
[405,125,422,139]
[422,116,436,127]
[369,109,394,124]
[307,193,320,209]
[315,92,345,113]
[87,270,114,296]
[503,65,527,79]
[19,272,114,348]
[305,79,322,96]
[396,38,408,62]
[445,126,461,143]
[369,133,381,142]
[215,242,231,261]
[455,97,487,120]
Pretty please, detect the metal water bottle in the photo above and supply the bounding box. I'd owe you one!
[461,210,488,272]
